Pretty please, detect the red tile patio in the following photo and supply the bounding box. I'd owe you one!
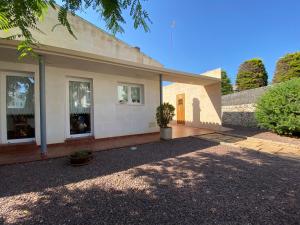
[0,125,214,165]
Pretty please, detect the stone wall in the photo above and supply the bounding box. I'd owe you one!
[222,104,257,127]
[222,86,270,127]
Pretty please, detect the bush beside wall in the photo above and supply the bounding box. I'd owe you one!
[255,78,300,136]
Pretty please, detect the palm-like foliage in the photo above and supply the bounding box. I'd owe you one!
[0,0,151,57]
[156,103,175,128]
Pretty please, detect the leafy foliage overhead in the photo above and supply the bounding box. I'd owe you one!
[236,58,268,91]
[0,0,151,57]
[221,70,233,95]
[273,52,300,83]
[255,78,300,136]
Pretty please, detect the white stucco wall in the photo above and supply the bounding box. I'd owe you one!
[163,82,222,130]
[0,60,160,145]
[0,7,162,68]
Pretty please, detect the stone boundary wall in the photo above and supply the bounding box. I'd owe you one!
[222,86,270,127]
[222,86,270,106]
[222,103,257,127]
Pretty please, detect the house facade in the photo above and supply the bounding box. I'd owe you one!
[0,8,221,155]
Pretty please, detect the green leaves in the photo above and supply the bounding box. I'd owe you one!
[221,70,233,95]
[0,0,151,58]
[236,58,268,91]
[0,12,12,31]
[255,78,300,136]
[273,52,300,83]
[156,103,175,128]
[0,0,49,57]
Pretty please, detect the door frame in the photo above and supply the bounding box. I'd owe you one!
[176,93,185,125]
[0,71,36,144]
[65,77,94,139]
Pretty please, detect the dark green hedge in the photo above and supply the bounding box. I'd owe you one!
[255,78,300,136]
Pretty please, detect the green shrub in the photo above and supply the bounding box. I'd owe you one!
[255,78,300,136]
[236,58,268,91]
[273,52,300,83]
[156,103,175,128]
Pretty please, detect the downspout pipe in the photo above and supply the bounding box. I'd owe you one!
[39,55,47,157]
[159,74,163,105]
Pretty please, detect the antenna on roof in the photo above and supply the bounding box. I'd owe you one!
[170,20,176,64]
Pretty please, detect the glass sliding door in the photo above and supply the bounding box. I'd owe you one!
[6,75,35,141]
[69,80,92,136]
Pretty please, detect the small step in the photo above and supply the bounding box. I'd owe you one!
[0,142,38,153]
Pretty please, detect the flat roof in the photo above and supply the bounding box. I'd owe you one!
[0,40,220,86]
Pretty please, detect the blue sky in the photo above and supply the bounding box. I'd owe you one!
[57,0,300,83]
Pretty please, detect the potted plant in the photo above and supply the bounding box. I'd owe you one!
[69,150,93,166]
[156,103,175,140]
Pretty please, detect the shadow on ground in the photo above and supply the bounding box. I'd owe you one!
[0,137,217,198]
[1,137,299,224]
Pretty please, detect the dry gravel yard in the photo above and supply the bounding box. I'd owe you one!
[0,137,299,225]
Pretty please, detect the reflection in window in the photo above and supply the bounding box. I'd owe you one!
[118,85,128,103]
[6,76,35,140]
[69,81,92,135]
[131,86,141,103]
[117,83,143,104]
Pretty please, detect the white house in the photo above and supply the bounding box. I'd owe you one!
[0,8,221,156]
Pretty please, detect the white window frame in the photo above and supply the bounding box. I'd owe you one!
[0,71,36,144]
[117,83,144,105]
[65,77,94,139]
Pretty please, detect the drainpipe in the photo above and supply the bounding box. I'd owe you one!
[159,74,163,105]
[39,55,47,157]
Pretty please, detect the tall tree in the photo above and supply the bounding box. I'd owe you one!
[236,58,268,91]
[221,70,233,95]
[0,0,151,57]
[273,52,300,83]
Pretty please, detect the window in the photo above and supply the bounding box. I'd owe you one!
[69,80,92,136]
[118,85,128,103]
[6,75,35,140]
[118,83,144,104]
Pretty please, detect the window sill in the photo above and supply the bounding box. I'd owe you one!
[117,102,145,106]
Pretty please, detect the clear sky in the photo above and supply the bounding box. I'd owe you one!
[56,0,300,84]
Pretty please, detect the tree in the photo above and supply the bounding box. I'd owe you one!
[0,0,151,57]
[273,52,300,83]
[221,70,233,95]
[236,58,268,91]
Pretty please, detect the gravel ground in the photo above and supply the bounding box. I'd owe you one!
[0,137,299,225]
[224,125,300,146]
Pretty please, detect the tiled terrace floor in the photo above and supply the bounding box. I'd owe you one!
[0,125,213,165]
[195,132,300,161]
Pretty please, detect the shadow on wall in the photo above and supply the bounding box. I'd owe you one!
[4,140,300,224]
[192,98,201,125]
[175,97,221,130]
[222,112,258,128]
